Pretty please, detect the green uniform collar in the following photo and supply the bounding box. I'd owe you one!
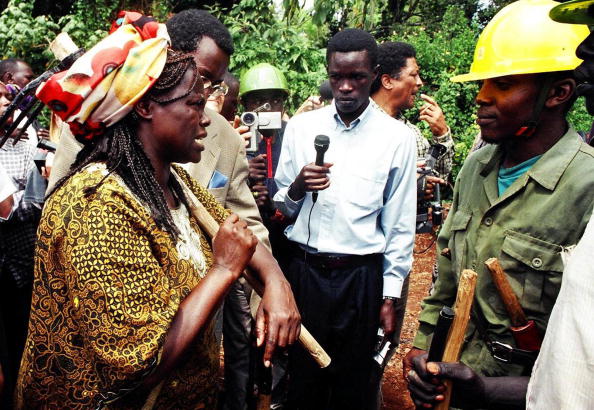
[476,127,582,192]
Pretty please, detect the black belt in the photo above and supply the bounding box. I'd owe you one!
[485,339,539,367]
[291,245,381,270]
[306,253,381,269]
[472,304,539,367]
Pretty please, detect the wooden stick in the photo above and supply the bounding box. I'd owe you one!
[435,269,478,410]
[484,258,527,326]
[176,171,331,368]
[49,32,78,61]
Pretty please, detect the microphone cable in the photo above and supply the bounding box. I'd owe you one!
[304,198,315,265]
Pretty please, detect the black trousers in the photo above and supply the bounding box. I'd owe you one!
[285,251,383,410]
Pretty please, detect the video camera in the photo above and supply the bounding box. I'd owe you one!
[416,143,447,234]
[241,103,282,153]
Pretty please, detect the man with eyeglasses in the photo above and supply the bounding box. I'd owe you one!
[168,11,301,410]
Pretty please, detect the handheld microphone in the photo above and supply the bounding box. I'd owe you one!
[312,134,330,203]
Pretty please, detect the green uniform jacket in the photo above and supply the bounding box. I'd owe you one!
[413,128,594,376]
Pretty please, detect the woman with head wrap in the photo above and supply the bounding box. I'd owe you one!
[15,13,259,409]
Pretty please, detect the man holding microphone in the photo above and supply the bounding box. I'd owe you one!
[274,28,417,409]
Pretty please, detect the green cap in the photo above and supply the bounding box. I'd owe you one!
[550,0,594,24]
[239,63,289,97]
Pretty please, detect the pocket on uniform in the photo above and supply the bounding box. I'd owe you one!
[499,230,564,315]
[448,210,472,270]
[450,210,472,231]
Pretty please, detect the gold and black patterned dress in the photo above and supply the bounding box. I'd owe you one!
[16,163,229,409]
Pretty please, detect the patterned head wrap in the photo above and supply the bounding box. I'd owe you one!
[36,12,170,143]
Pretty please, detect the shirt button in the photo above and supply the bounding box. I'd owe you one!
[532,257,543,268]
[484,217,493,226]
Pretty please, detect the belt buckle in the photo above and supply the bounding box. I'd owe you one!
[490,340,514,364]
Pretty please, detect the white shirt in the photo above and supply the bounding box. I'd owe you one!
[274,101,417,298]
[0,163,17,220]
[526,215,594,409]
[0,138,35,221]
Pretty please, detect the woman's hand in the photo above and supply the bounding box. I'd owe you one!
[212,214,258,278]
[255,278,301,367]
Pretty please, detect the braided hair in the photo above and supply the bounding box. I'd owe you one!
[51,50,199,240]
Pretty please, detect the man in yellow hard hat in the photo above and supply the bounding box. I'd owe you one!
[405,0,594,407]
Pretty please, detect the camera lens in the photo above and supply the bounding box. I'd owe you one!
[241,112,256,126]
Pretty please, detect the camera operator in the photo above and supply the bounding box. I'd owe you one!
[240,63,292,260]
[240,62,292,407]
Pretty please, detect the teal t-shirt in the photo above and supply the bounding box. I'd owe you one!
[498,155,542,196]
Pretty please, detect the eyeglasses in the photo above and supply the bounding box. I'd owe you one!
[211,82,229,98]
[201,76,228,98]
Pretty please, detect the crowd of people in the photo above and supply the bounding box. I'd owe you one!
[0,0,594,408]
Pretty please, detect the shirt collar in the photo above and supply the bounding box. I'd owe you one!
[331,98,374,131]
[478,127,582,191]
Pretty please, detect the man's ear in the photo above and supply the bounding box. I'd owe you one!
[134,98,153,120]
[380,74,393,90]
[545,78,576,109]
[371,64,379,83]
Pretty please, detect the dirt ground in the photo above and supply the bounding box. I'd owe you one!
[380,233,436,409]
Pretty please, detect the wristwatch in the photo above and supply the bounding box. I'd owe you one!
[383,296,399,301]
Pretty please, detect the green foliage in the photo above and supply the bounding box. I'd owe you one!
[210,0,328,112]
[0,0,59,70]
[0,0,174,72]
[568,97,592,134]
[57,1,114,51]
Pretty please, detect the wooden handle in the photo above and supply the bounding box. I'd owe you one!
[178,174,331,368]
[435,269,478,410]
[256,395,272,410]
[49,32,79,61]
[484,258,527,327]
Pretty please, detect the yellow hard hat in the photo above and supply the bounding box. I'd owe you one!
[451,0,590,83]
[550,0,594,24]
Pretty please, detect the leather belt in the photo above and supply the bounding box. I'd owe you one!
[303,251,381,270]
[472,306,539,367]
[486,340,539,366]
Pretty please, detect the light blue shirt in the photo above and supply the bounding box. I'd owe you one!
[273,101,417,298]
